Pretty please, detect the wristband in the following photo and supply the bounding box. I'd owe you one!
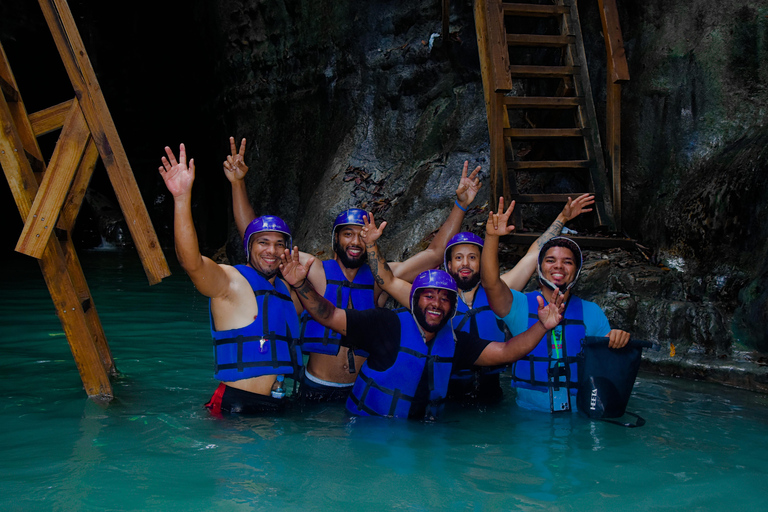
[455,200,467,212]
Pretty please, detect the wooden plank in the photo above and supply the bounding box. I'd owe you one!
[1,91,112,398]
[38,237,114,398]
[0,43,47,170]
[509,65,577,78]
[598,0,630,83]
[509,160,589,169]
[511,193,590,203]
[29,99,74,136]
[504,127,582,138]
[506,34,574,47]
[60,236,116,376]
[504,96,581,108]
[607,81,622,230]
[442,0,450,42]
[58,136,99,231]
[16,100,90,259]
[502,3,569,17]
[483,0,513,92]
[0,93,40,220]
[38,0,170,285]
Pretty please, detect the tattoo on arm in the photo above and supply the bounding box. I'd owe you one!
[366,243,392,287]
[537,220,564,249]
[295,280,333,321]
[368,250,385,286]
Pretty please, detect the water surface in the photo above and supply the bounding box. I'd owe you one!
[1,251,766,511]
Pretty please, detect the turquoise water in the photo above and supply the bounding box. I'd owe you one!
[1,251,767,511]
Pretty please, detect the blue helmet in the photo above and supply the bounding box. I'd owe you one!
[243,215,292,261]
[537,236,583,292]
[443,232,484,270]
[409,269,458,319]
[331,208,368,246]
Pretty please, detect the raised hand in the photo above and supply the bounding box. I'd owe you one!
[455,160,482,209]
[158,144,195,198]
[561,193,595,222]
[361,212,387,246]
[223,137,248,183]
[537,288,565,330]
[279,247,314,288]
[485,196,515,237]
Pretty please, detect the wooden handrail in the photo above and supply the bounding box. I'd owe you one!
[598,0,628,231]
[598,0,629,83]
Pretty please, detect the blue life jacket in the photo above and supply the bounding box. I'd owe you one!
[510,292,585,395]
[450,284,510,382]
[346,308,456,419]
[211,265,302,382]
[300,260,374,357]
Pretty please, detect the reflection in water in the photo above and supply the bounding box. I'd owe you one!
[0,252,767,510]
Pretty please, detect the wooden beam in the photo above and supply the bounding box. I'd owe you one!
[38,0,170,285]
[29,99,74,136]
[506,34,575,47]
[58,136,99,232]
[598,0,630,83]
[501,3,569,17]
[0,90,113,398]
[483,0,513,92]
[16,100,90,259]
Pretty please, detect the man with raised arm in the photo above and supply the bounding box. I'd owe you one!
[223,137,481,402]
[278,238,565,421]
[480,198,631,413]
[159,144,303,415]
[443,194,595,404]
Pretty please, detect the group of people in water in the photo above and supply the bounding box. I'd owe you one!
[158,137,630,421]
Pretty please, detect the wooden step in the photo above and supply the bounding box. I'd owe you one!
[501,3,569,17]
[509,65,577,78]
[509,160,589,169]
[511,193,591,203]
[505,233,636,250]
[504,96,582,108]
[507,34,574,47]
[504,127,582,138]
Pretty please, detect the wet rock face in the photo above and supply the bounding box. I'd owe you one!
[212,0,491,263]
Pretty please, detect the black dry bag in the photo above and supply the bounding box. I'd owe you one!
[576,337,654,428]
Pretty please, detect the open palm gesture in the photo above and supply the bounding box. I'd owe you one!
[158,144,195,199]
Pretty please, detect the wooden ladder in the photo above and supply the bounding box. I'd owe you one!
[0,0,170,400]
[476,0,628,233]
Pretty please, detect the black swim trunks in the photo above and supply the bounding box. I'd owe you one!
[296,368,354,403]
[205,383,285,415]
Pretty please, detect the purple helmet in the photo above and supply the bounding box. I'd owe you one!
[409,269,458,319]
[331,208,368,246]
[444,232,484,270]
[243,215,292,261]
[537,236,583,292]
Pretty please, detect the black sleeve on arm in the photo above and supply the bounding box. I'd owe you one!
[453,331,493,371]
[342,308,401,372]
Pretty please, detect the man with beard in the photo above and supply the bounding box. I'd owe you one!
[159,144,303,415]
[443,194,595,403]
[279,248,565,420]
[481,198,631,413]
[223,137,481,402]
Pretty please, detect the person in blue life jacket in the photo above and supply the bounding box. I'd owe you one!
[278,242,566,421]
[443,193,595,404]
[159,144,303,415]
[223,137,481,402]
[480,197,631,413]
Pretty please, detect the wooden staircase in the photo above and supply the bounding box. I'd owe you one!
[474,0,629,235]
[0,0,170,400]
